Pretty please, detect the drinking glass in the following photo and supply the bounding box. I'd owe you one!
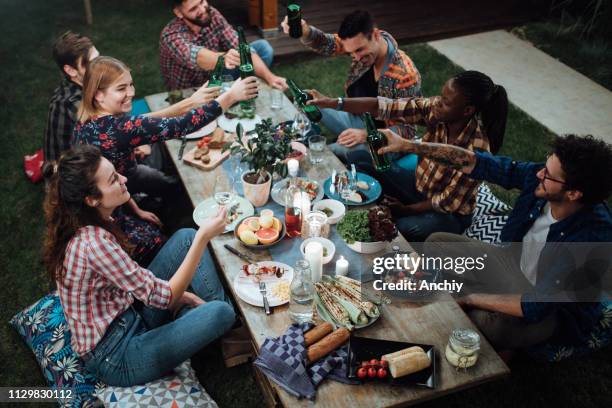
[270,89,283,110]
[221,75,233,94]
[308,135,326,165]
[292,112,310,142]
[213,174,234,223]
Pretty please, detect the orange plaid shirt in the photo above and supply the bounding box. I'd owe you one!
[377,96,490,215]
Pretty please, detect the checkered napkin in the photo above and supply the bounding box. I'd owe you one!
[254,323,358,400]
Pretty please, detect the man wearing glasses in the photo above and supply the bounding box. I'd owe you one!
[377,131,612,361]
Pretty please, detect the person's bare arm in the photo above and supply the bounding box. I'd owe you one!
[306,90,378,114]
[459,294,524,317]
[196,48,225,71]
[379,129,477,174]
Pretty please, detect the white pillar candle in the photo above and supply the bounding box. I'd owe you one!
[335,256,349,276]
[304,241,323,283]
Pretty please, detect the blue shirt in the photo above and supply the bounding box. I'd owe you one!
[471,152,612,360]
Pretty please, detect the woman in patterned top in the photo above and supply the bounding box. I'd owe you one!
[43,145,235,386]
[308,71,508,245]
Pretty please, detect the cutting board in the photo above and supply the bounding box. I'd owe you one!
[182,129,234,171]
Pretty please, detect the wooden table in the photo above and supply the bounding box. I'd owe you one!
[150,83,510,407]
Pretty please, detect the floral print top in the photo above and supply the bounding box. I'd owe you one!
[72,101,222,174]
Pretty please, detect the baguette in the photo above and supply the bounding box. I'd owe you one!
[304,322,334,347]
[306,327,350,365]
[388,352,431,378]
[381,346,425,362]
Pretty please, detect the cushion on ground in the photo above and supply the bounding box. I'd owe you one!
[464,184,510,243]
[10,293,215,407]
[98,360,218,408]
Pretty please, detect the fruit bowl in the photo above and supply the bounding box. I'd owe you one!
[234,215,286,249]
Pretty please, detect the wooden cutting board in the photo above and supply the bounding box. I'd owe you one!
[182,128,234,171]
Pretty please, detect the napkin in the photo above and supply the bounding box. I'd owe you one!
[254,323,357,400]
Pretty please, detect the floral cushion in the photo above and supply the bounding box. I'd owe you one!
[10,293,217,407]
[98,360,218,407]
[9,293,103,407]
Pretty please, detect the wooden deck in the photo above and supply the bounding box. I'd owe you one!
[216,0,550,58]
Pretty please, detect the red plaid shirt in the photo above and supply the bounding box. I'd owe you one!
[159,7,238,90]
[57,226,172,356]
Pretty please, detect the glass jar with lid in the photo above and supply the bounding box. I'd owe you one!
[445,328,480,369]
[301,210,330,238]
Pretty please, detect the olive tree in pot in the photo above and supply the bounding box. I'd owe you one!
[224,119,295,206]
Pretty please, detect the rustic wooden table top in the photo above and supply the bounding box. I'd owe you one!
[152,82,509,407]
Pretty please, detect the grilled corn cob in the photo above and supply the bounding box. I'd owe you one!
[315,282,352,329]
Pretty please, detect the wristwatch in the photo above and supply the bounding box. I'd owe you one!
[336,97,344,111]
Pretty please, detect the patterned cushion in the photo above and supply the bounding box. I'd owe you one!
[464,184,511,243]
[10,294,216,408]
[9,293,103,407]
[98,360,218,408]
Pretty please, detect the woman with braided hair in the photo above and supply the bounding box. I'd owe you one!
[307,70,508,244]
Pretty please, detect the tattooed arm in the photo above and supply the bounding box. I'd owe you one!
[379,129,477,174]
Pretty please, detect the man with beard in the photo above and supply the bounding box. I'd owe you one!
[160,0,286,91]
[281,10,421,163]
[376,132,612,361]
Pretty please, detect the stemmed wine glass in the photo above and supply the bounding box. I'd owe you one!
[292,111,311,142]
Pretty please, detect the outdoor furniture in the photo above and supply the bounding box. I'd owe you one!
[146,83,510,407]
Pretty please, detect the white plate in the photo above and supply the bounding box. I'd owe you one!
[233,261,294,307]
[313,199,346,224]
[270,177,324,206]
[192,196,254,232]
[218,113,262,133]
[185,120,217,140]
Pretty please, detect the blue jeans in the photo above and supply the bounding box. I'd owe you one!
[83,229,235,386]
[351,150,472,246]
[224,39,274,78]
[320,108,368,163]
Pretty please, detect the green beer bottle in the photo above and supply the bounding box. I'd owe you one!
[287,4,302,38]
[363,113,391,172]
[208,55,224,87]
[287,79,322,123]
[236,27,256,116]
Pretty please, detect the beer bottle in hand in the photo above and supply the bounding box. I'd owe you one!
[287,79,322,123]
[287,4,303,38]
[363,113,391,172]
[208,55,224,87]
[236,27,256,116]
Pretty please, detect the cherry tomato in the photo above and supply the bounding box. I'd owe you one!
[369,359,379,366]
[380,359,389,367]
[367,367,377,378]
[356,367,367,379]
[377,368,388,378]
[361,361,370,368]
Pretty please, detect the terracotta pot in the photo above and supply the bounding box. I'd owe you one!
[242,171,271,207]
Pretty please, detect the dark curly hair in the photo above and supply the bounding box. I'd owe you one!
[338,10,375,40]
[552,134,612,205]
[43,145,132,282]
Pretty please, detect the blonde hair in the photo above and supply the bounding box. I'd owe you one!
[78,56,130,122]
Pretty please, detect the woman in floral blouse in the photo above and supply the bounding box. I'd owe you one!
[43,145,235,386]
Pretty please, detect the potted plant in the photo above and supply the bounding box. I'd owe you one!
[337,206,398,254]
[224,119,295,206]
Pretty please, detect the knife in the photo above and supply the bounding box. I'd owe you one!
[177,134,188,160]
[224,244,255,264]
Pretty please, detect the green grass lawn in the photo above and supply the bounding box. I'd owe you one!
[1,1,610,407]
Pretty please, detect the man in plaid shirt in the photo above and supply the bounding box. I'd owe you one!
[43,31,99,163]
[282,10,421,163]
[160,0,287,91]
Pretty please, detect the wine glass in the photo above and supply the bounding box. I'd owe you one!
[292,111,310,142]
[213,174,233,223]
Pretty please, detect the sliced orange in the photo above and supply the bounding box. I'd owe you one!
[255,228,280,245]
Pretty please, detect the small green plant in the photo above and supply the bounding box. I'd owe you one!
[224,119,297,184]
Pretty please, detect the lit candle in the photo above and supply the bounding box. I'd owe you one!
[335,256,349,276]
[304,241,323,282]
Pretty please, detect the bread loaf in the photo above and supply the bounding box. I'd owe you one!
[388,351,431,378]
[381,346,425,362]
[304,322,333,347]
[306,327,349,365]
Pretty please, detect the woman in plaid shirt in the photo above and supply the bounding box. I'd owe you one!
[309,71,508,245]
[43,145,235,386]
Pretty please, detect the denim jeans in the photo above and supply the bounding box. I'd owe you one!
[320,108,369,164]
[223,39,274,79]
[352,150,472,246]
[83,229,236,386]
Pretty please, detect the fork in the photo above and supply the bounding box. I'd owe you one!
[259,281,272,315]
